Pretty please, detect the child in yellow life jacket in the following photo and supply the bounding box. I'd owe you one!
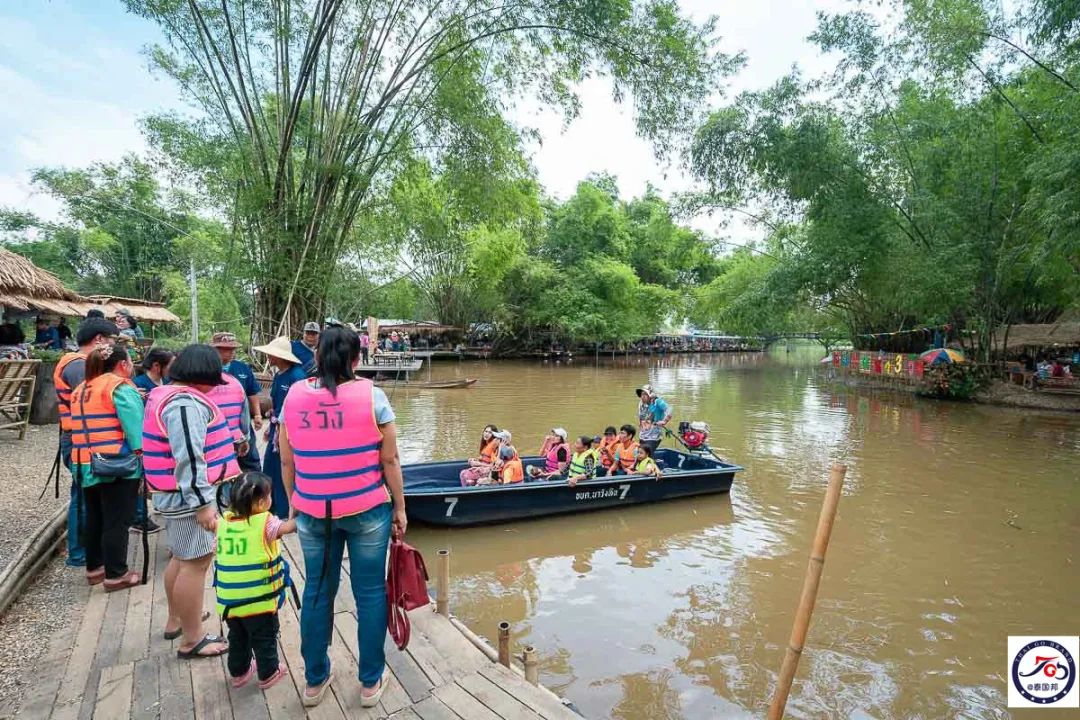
[215,472,296,690]
[634,444,662,478]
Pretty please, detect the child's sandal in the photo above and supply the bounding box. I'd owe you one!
[232,661,256,688]
[259,664,288,690]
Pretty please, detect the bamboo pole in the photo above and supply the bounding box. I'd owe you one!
[497,621,511,668]
[523,646,539,686]
[436,548,450,616]
[767,463,847,720]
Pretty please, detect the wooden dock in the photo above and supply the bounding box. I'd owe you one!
[15,532,578,720]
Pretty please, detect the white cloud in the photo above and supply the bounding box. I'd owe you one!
[0,0,850,244]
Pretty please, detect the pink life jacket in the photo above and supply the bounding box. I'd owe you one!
[545,442,569,473]
[206,373,247,443]
[142,384,240,492]
[282,378,389,519]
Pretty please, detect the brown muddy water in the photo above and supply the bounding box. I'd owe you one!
[385,349,1079,719]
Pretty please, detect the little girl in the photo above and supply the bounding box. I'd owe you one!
[214,472,296,689]
[634,445,662,478]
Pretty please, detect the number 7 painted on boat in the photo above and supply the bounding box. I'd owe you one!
[444,497,459,517]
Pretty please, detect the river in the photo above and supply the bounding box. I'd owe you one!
[385,349,1080,719]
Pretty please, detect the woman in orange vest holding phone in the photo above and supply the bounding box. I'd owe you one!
[69,343,144,591]
[279,325,407,709]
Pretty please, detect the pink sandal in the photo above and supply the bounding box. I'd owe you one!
[259,664,288,690]
[232,661,256,688]
[103,571,141,592]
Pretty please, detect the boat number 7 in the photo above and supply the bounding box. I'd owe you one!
[444,497,459,517]
[618,484,630,500]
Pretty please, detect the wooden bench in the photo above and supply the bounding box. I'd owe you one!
[0,359,41,439]
[1033,375,1080,395]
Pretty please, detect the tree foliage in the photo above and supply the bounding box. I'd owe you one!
[125,0,736,336]
[688,0,1080,359]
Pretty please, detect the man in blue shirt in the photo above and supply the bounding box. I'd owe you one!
[211,331,264,472]
[636,383,672,453]
[290,321,319,375]
[34,317,62,350]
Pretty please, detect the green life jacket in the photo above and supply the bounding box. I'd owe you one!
[214,511,285,618]
[635,457,658,475]
[569,449,599,477]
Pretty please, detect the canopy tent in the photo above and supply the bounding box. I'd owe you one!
[0,247,84,317]
[996,323,1080,351]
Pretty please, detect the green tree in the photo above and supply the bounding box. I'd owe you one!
[125,0,737,335]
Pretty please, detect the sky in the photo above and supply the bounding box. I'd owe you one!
[0,0,848,244]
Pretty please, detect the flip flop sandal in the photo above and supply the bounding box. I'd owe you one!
[85,568,105,586]
[164,611,212,640]
[231,661,256,688]
[177,634,228,660]
[302,669,334,707]
[258,664,288,690]
[361,668,388,708]
[103,571,141,592]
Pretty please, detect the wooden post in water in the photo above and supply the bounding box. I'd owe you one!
[497,621,511,668]
[523,646,539,686]
[436,549,450,616]
[767,463,847,720]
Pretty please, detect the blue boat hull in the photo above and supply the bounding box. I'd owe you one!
[402,449,742,527]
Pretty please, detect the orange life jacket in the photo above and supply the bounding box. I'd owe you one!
[597,437,619,468]
[479,439,499,464]
[53,351,87,432]
[501,458,524,484]
[615,440,639,472]
[69,373,135,466]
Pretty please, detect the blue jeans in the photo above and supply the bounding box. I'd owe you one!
[297,503,391,688]
[61,433,85,566]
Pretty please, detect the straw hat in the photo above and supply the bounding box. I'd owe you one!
[252,336,301,364]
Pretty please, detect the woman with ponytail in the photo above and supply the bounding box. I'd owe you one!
[279,325,406,708]
[69,343,144,591]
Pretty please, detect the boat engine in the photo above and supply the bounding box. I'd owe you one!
[678,420,710,450]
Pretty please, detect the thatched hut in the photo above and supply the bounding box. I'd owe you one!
[997,322,1080,353]
[0,247,84,317]
[0,249,181,325]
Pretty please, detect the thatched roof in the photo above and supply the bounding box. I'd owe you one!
[82,296,181,324]
[0,249,181,323]
[0,247,84,314]
[998,322,1080,350]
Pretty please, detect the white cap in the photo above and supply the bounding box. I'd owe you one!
[303,321,320,333]
[552,427,567,440]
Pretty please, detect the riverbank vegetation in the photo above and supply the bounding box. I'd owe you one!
[690,0,1080,360]
[2,0,1078,358]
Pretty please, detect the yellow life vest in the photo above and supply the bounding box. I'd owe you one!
[569,449,599,477]
[214,511,285,618]
[635,457,659,475]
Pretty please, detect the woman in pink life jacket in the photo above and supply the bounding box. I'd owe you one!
[279,325,407,709]
[143,344,241,660]
[532,427,570,480]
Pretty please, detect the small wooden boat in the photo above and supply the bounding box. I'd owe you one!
[375,378,478,389]
[402,448,742,526]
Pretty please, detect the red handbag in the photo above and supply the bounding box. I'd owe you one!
[386,536,430,650]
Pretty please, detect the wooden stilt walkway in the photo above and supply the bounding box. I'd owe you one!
[16,532,578,720]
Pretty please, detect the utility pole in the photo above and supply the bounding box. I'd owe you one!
[189,259,199,342]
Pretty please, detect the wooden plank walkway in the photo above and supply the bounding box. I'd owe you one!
[16,532,578,720]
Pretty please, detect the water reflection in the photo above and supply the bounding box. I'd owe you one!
[397,351,1080,719]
